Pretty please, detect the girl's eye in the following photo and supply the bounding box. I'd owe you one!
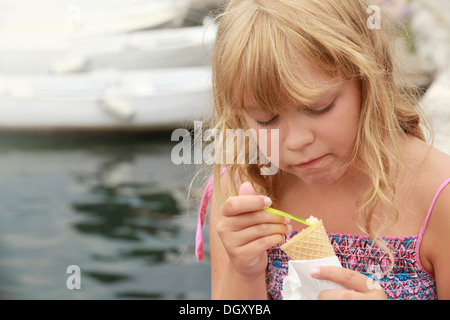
[256,115,279,127]
[308,102,335,115]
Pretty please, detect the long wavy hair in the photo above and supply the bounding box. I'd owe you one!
[204,0,432,271]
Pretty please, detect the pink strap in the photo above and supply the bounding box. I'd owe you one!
[195,174,215,261]
[195,167,229,261]
[416,177,450,275]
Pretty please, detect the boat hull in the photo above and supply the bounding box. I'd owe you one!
[0,67,212,133]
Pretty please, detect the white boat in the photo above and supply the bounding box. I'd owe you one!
[0,67,212,133]
[0,21,218,73]
[0,0,191,39]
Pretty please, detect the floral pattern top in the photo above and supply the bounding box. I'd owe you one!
[267,231,437,300]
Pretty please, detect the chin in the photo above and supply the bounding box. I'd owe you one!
[285,167,347,186]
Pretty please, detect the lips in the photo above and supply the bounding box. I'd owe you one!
[294,155,327,169]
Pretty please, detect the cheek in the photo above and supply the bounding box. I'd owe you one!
[255,129,280,167]
[331,106,360,152]
[330,79,361,149]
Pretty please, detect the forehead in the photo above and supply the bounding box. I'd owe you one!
[243,59,342,110]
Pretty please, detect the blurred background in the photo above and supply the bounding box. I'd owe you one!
[0,0,448,300]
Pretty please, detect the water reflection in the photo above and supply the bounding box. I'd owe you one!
[0,133,211,299]
[72,186,181,241]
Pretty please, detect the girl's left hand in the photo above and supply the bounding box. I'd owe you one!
[310,266,388,300]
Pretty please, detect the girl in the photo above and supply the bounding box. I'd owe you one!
[195,0,450,299]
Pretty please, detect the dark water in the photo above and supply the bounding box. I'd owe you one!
[0,132,211,299]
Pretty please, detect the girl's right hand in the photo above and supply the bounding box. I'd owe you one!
[216,182,292,279]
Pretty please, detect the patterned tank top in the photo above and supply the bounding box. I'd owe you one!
[196,175,450,300]
[267,232,436,300]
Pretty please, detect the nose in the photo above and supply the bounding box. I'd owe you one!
[283,113,315,152]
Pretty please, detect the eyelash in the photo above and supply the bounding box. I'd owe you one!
[308,102,336,115]
[256,116,279,127]
[255,102,335,127]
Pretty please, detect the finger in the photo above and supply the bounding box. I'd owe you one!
[222,196,271,217]
[310,266,370,293]
[246,233,285,252]
[226,209,289,231]
[318,289,362,300]
[236,223,292,245]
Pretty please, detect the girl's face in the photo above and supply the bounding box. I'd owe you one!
[242,62,361,186]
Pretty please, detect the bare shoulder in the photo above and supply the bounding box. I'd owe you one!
[425,157,450,299]
[421,141,450,213]
[421,141,450,229]
[410,139,450,298]
[398,138,450,233]
[410,138,450,218]
[407,137,450,187]
[424,146,450,176]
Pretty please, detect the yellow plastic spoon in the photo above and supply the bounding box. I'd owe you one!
[263,207,313,226]
[228,196,313,226]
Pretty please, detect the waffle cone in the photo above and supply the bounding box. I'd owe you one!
[280,220,336,260]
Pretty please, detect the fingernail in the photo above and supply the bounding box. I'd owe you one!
[285,217,291,224]
[263,197,272,208]
[310,267,320,277]
[286,224,292,233]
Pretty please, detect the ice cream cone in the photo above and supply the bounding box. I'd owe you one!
[280,220,336,260]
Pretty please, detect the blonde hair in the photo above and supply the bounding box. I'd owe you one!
[206,0,431,272]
